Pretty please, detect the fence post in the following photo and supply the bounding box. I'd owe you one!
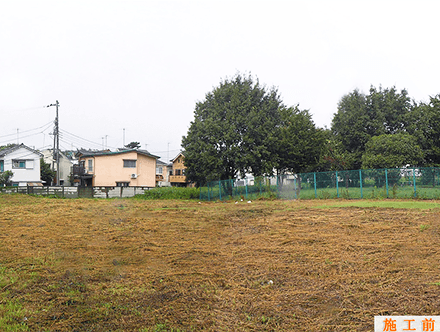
[336,171,339,198]
[385,169,389,198]
[413,167,417,197]
[314,172,317,198]
[218,181,221,201]
[359,170,363,199]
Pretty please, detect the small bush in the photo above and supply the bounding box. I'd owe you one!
[133,187,200,200]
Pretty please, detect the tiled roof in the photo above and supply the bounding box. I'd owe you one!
[76,148,159,159]
[0,144,43,157]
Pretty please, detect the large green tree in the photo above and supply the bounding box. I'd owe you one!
[361,133,424,169]
[182,73,283,185]
[275,106,325,174]
[406,95,440,166]
[331,86,412,169]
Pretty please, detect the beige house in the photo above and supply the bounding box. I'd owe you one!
[75,149,158,187]
[169,152,193,187]
[156,159,173,187]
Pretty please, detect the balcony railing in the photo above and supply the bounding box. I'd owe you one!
[169,175,186,183]
[73,165,85,176]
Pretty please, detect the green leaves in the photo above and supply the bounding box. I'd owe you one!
[276,106,325,174]
[182,73,307,185]
[40,158,55,186]
[331,86,412,169]
[0,170,13,186]
[361,133,424,169]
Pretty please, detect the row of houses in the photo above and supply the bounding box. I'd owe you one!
[0,143,191,188]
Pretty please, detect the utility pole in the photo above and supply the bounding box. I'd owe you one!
[47,100,60,186]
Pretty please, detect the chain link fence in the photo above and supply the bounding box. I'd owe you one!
[200,167,440,201]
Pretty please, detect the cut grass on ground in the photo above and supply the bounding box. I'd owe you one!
[1,194,440,331]
[311,199,440,210]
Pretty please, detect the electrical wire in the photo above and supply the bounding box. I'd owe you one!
[0,105,51,113]
[0,127,53,145]
[59,129,105,149]
[0,121,53,139]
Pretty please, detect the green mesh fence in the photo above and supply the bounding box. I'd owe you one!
[199,167,440,201]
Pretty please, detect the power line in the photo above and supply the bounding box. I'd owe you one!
[0,121,53,139]
[0,105,51,113]
[60,129,104,148]
[0,126,53,145]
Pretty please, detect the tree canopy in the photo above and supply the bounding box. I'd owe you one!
[40,158,56,186]
[182,73,324,185]
[124,142,141,149]
[406,95,440,166]
[182,78,440,185]
[0,170,13,187]
[276,106,325,174]
[361,133,424,169]
[331,86,412,169]
[182,74,283,185]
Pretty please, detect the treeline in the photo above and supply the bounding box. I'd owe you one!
[328,86,440,171]
[182,73,440,186]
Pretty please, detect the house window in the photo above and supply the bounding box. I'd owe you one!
[0,160,3,172]
[156,167,163,174]
[116,182,130,187]
[12,160,26,169]
[175,169,181,176]
[88,159,93,172]
[123,160,136,168]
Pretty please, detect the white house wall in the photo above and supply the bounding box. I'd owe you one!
[42,149,74,185]
[3,147,41,185]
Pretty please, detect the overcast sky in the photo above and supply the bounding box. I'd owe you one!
[1,0,439,161]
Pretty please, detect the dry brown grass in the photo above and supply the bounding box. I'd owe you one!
[1,194,440,331]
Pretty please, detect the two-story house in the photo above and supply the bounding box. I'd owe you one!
[169,152,193,187]
[74,149,159,187]
[156,159,173,187]
[41,149,76,186]
[0,144,43,186]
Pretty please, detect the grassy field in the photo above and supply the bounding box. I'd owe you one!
[1,194,440,331]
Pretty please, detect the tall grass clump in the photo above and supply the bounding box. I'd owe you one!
[133,187,200,200]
